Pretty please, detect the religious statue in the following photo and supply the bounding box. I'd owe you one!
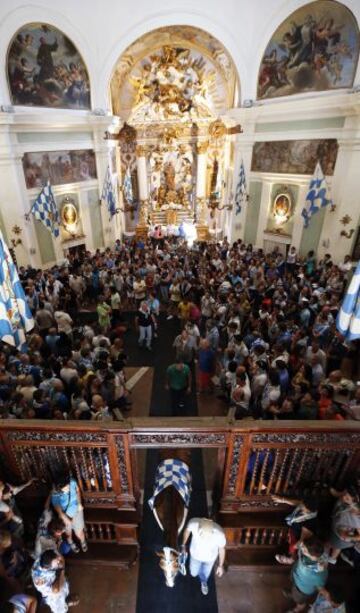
[128,45,217,122]
[164,161,176,192]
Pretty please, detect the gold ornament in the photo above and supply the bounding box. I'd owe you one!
[196,141,209,154]
[340,215,352,226]
[136,144,147,157]
[208,119,226,139]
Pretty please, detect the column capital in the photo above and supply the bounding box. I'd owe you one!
[337,138,360,151]
[196,141,209,155]
[136,144,148,157]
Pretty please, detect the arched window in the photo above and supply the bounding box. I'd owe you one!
[7,22,91,109]
[257,0,359,100]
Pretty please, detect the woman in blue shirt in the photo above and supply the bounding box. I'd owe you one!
[51,474,87,554]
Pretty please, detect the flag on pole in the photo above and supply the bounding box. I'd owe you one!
[31,181,60,237]
[0,229,34,351]
[101,165,116,219]
[123,166,134,204]
[336,261,360,341]
[234,160,247,215]
[301,162,332,228]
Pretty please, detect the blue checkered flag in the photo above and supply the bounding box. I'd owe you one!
[0,229,34,351]
[302,162,332,228]
[101,165,117,219]
[337,261,360,341]
[31,181,60,237]
[123,166,134,204]
[234,160,247,215]
[148,459,192,510]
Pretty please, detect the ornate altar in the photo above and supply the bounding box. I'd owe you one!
[109,27,240,239]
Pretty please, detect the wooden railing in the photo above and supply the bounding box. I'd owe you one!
[1,419,359,562]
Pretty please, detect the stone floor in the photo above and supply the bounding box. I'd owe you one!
[65,563,291,613]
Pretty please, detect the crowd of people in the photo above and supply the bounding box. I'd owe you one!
[0,236,357,424]
[0,233,359,610]
[1,472,85,612]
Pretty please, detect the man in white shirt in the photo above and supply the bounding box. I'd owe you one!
[182,517,226,595]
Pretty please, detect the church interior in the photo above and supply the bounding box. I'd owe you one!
[0,1,360,612]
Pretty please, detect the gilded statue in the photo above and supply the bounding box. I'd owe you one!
[164,161,176,191]
[157,185,167,206]
[128,45,216,122]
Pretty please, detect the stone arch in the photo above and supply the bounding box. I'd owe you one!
[256,0,360,101]
[6,20,92,109]
[108,24,240,119]
[99,12,244,112]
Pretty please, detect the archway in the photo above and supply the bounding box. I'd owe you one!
[109,25,240,240]
[257,0,360,100]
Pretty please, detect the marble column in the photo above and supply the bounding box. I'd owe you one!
[195,141,209,239]
[318,136,360,263]
[227,137,254,244]
[135,144,149,237]
[290,181,310,253]
[0,126,42,267]
[255,180,272,249]
[93,129,116,248]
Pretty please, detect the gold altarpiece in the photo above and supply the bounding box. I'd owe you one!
[109,28,240,239]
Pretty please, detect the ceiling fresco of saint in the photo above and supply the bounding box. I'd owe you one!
[257,0,360,100]
[7,22,91,109]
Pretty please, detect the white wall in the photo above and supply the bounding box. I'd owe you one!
[0,1,360,265]
[0,0,360,108]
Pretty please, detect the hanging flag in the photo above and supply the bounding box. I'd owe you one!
[234,160,247,215]
[101,165,116,219]
[0,229,34,351]
[123,166,134,204]
[301,162,332,228]
[31,181,60,237]
[337,261,360,341]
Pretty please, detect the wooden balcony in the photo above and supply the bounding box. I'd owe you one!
[1,418,359,568]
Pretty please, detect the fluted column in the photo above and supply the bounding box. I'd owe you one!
[195,140,209,239]
[0,125,42,267]
[227,137,254,244]
[318,136,360,263]
[135,144,149,238]
[93,128,117,248]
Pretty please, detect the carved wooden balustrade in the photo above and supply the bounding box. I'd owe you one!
[0,419,359,567]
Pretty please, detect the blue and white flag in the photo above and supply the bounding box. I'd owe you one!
[337,261,360,341]
[123,166,134,204]
[148,458,192,510]
[302,162,332,228]
[0,230,34,351]
[101,165,117,219]
[31,181,60,237]
[234,160,247,215]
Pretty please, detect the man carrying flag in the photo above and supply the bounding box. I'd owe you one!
[0,229,34,351]
[234,160,247,216]
[101,165,117,219]
[337,261,360,342]
[31,180,60,237]
[302,162,332,228]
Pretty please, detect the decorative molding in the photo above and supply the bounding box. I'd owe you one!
[227,435,244,494]
[131,433,226,447]
[115,436,130,494]
[83,496,116,505]
[236,500,283,509]
[7,431,107,443]
[252,432,360,445]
